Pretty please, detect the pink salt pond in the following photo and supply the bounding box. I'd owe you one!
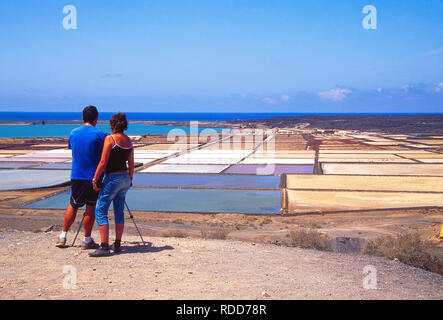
[224,164,314,175]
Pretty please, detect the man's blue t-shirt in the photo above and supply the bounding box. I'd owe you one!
[68,125,107,180]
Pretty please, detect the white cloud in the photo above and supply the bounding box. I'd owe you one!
[281,95,290,102]
[102,72,123,78]
[401,85,414,93]
[262,95,290,104]
[263,97,278,105]
[425,48,443,56]
[318,89,351,102]
[434,82,443,92]
[376,88,383,93]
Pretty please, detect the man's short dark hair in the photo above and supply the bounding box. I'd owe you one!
[82,106,98,123]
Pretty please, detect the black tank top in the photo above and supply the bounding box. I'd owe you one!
[105,135,132,174]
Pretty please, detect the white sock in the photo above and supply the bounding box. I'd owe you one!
[59,231,67,239]
[84,237,92,243]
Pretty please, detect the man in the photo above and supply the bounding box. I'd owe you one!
[56,106,107,249]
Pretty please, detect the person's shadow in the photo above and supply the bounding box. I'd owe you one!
[113,241,174,255]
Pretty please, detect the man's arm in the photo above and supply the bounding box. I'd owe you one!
[128,145,134,182]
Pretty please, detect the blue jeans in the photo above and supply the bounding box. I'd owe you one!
[95,173,131,226]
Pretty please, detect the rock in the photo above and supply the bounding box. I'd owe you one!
[262,291,270,297]
[332,237,363,254]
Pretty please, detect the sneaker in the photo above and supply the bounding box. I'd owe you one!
[89,244,111,257]
[81,238,99,250]
[56,237,67,248]
[111,240,121,253]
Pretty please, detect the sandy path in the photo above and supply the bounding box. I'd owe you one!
[0,230,441,300]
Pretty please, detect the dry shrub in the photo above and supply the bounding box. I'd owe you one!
[258,217,273,226]
[288,228,332,251]
[363,233,443,275]
[162,230,188,238]
[200,226,230,240]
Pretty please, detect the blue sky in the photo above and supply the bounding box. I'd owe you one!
[0,0,442,113]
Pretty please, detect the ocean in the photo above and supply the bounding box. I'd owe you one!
[0,112,433,122]
[0,123,226,138]
[0,112,243,137]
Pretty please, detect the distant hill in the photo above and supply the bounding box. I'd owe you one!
[227,114,443,134]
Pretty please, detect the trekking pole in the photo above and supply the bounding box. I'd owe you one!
[71,213,85,247]
[125,201,146,246]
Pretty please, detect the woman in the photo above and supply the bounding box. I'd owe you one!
[89,112,134,257]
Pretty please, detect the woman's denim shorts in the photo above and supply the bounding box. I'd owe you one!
[95,173,131,226]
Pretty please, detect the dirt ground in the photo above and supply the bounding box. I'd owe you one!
[0,230,441,300]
